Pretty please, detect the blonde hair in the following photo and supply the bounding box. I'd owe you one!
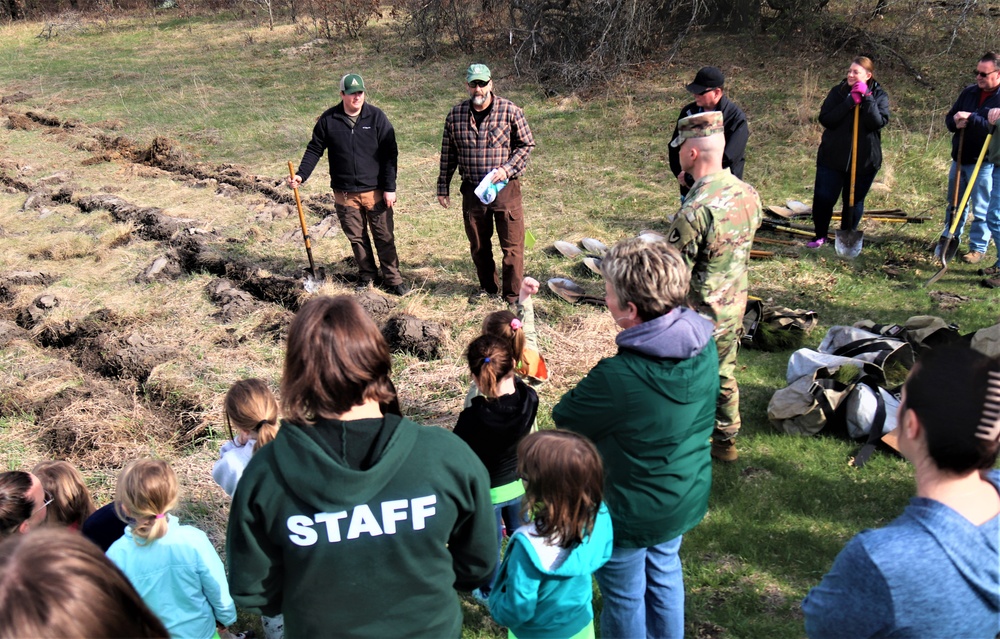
[224,378,279,454]
[30,461,96,529]
[602,237,690,321]
[114,459,178,545]
[482,310,526,364]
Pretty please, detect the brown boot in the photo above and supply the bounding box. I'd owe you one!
[711,439,739,463]
[962,251,985,264]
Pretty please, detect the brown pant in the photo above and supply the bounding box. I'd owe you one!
[460,179,525,303]
[333,190,401,285]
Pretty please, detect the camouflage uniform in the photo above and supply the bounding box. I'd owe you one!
[666,167,762,443]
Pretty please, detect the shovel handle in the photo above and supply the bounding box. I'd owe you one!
[850,105,859,209]
[288,161,318,278]
[948,129,993,237]
[953,129,965,210]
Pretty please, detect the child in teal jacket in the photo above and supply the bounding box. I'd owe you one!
[489,430,613,639]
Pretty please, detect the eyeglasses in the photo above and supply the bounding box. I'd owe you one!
[976,70,998,78]
[468,80,490,88]
[32,490,53,518]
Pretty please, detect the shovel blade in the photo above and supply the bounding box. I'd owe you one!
[547,277,586,304]
[933,235,960,262]
[835,230,864,259]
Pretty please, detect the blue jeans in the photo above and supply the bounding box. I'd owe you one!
[942,160,994,252]
[986,164,1000,264]
[595,536,684,639]
[480,496,526,596]
[811,164,878,238]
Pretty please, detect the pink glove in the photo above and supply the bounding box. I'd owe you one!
[850,81,868,105]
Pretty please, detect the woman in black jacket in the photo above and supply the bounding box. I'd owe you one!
[808,56,891,248]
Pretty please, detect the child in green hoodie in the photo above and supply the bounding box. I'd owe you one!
[488,430,613,639]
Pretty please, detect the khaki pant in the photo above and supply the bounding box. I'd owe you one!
[333,190,401,285]
[460,179,525,304]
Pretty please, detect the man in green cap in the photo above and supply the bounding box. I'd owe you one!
[666,111,763,462]
[289,73,408,296]
[437,63,536,304]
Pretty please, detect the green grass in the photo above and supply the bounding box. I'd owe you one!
[1,6,999,638]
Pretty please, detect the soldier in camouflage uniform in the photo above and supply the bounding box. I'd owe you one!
[666,111,762,462]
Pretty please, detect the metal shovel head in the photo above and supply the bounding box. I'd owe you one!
[553,240,583,258]
[638,230,665,243]
[583,256,603,275]
[581,237,608,256]
[785,199,812,215]
[547,277,586,304]
[835,229,864,259]
[933,235,960,262]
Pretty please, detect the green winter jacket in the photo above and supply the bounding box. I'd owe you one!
[553,308,719,548]
[225,414,497,638]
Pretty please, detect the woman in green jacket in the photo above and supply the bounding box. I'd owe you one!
[553,237,719,639]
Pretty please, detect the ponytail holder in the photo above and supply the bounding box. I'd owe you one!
[155,513,166,519]
[510,318,522,330]
[255,419,270,430]
[484,357,491,363]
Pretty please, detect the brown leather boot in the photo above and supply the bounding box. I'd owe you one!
[711,439,739,463]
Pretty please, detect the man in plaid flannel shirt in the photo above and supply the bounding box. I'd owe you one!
[437,63,535,304]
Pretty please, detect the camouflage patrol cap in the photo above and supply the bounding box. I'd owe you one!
[669,111,724,148]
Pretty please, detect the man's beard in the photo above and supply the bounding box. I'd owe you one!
[472,93,489,107]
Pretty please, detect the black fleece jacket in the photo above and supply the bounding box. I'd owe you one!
[816,79,890,174]
[669,94,749,184]
[296,101,398,193]
[946,83,1000,164]
[453,378,538,489]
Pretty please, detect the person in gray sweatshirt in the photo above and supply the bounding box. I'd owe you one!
[802,344,1000,638]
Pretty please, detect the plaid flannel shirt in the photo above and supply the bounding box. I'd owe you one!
[437,95,535,197]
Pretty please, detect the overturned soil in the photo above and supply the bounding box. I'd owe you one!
[0,101,445,470]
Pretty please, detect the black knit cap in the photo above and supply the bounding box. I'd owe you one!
[686,66,725,94]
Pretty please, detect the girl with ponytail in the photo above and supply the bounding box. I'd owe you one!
[212,378,280,497]
[107,459,237,639]
[453,333,539,600]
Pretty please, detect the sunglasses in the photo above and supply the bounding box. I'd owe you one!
[468,80,490,88]
[976,70,998,78]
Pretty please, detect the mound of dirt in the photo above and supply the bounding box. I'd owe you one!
[6,113,35,130]
[1,91,31,104]
[382,314,444,360]
[135,252,184,283]
[207,278,263,323]
[15,293,59,329]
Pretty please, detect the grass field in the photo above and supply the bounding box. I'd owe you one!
[1,5,998,637]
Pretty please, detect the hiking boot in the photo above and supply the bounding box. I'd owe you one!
[979,263,1000,277]
[962,251,985,264]
[354,279,374,293]
[384,282,411,296]
[710,439,739,463]
[982,278,1000,289]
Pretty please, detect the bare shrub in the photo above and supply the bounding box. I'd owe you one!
[305,0,381,39]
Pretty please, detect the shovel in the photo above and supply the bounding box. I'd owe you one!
[934,129,965,262]
[287,161,322,292]
[927,127,994,286]
[547,277,607,306]
[835,105,864,258]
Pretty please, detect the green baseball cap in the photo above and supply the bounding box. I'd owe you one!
[466,64,491,83]
[340,73,365,95]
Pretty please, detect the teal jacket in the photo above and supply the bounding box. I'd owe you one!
[553,307,719,548]
[489,505,613,639]
[107,515,236,639]
[225,414,497,638]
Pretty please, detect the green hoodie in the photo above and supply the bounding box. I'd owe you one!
[553,310,719,548]
[225,414,497,638]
